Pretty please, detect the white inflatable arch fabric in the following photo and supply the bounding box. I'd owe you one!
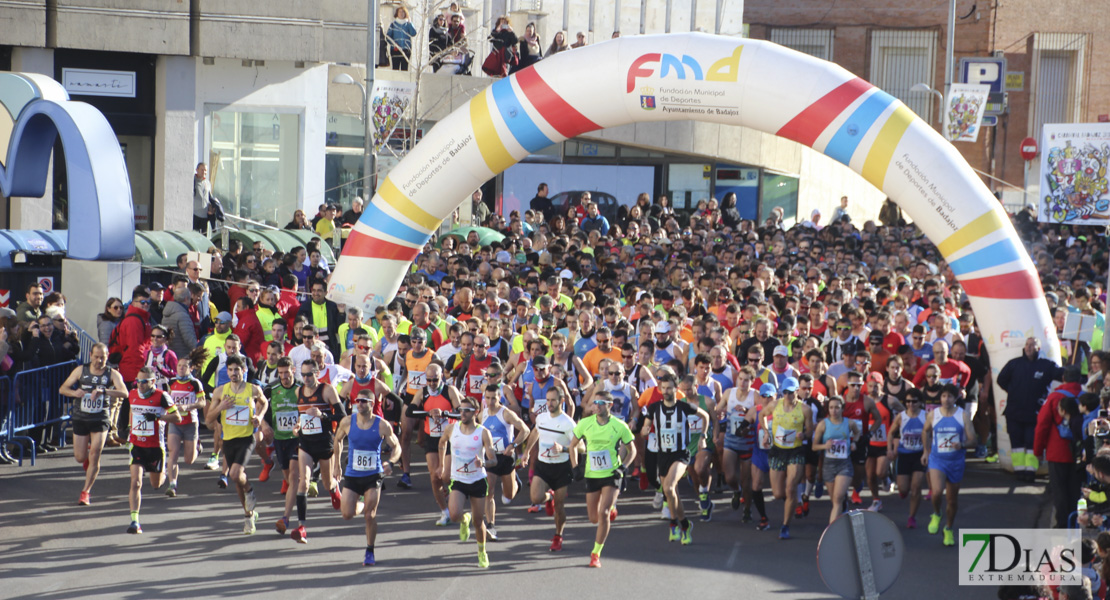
[329,34,1059,468]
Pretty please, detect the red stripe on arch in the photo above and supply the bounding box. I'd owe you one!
[776,77,872,148]
[961,270,1043,300]
[342,231,420,262]
[515,68,601,140]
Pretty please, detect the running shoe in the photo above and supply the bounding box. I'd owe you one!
[814,479,825,499]
[330,489,342,510]
[527,504,543,513]
[127,520,142,534]
[638,471,649,491]
[681,523,693,545]
[652,491,665,510]
[742,507,753,524]
[78,491,91,506]
[731,491,742,511]
[550,534,563,552]
[501,495,513,506]
[487,526,498,541]
[478,549,489,569]
[698,492,710,511]
[460,512,472,542]
[907,516,917,529]
[292,525,307,544]
[795,505,804,518]
[246,489,257,513]
[588,553,601,568]
[975,445,988,459]
[243,511,258,535]
[280,480,289,495]
[276,517,289,535]
[779,525,790,540]
[985,454,999,464]
[363,550,376,566]
[801,498,810,516]
[661,505,671,520]
[669,525,680,542]
[435,513,451,527]
[887,479,897,493]
[850,490,863,505]
[868,500,883,512]
[397,473,413,489]
[927,513,942,535]
[307,481,318,497]
[544,492,555,517]
[165,483,177,498]
[205,454,220,470]
[701,500,714,522]
[609,507,618,522]
[259,462,273,483]
[943,527,955,546]
[756,516,770,531]
[218,475,228,489]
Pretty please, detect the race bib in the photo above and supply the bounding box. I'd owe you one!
[407,370,426,389]
[275,411,298,433]
[225,405,250,427]
[758,428,772,450]
[588,449,613,472]
[131,411,156,436]
[871,424,887,443]
[171,390,194,410]
[299,413,323,435]
[351,449,381,472]
[428,416,447,437]
[453,452,478,474]
[688,415,704,435]
[539,441,564,461]
[728,412,744,436]
[491,436,506,452]
[901,432,923,451]
[826,438,849,460]
[80,393,104,414]
[647,430,659,453]
[937,432,960,454]
[660,426,679,451]
[468,374,486,395]
[774,425,796,448]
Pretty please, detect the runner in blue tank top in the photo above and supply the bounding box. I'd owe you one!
[334,388,401,566]
[921,384,975,547]
[890,388,928,530]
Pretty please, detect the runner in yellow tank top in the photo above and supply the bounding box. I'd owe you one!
[758,378,813,540]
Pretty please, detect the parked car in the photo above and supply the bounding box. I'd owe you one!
[548,191,620,224]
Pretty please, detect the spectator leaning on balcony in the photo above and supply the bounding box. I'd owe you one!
[387,6,418,71]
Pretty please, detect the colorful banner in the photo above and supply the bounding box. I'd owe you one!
[1038,123,1110,226]
[370,81,415,154]
[943,83,989,142]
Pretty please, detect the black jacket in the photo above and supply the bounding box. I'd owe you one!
[997,355,1063,421]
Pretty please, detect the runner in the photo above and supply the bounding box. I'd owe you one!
[922,383,976,546]
[334,388,402,566]
[522,386,578,551]
[260,357,301,534]
[205,356,269,535]
[398,329,438,489]
[568,390,637,568]
[810,395,860,524]
[289,359,348,542]
[689,356,721,520]
[479,382,530,540]
[165,347,207,497]
[439,396,499,568]
[842,370,882,508]
[412,363,461,526]
[118,366,181,533]
[889,387,927,529]
[59,343,128,506]
[761,377,813,540]
[641,375,709,544]
[717,366,757,522]
[865,371,902,512]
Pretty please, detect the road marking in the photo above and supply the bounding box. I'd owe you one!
[725,541,741,569]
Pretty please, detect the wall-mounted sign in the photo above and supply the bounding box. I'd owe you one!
[62,68,136,98]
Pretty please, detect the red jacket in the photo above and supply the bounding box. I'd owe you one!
[114,304,152,383]
[277,289,300,331]
[234,307,266,364]
[1034,382,1083,463]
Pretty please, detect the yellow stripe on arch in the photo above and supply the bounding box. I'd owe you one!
[860,105,915,190]
[469,89,516,174]
[377,177,441,232]
[937,208,1007,257]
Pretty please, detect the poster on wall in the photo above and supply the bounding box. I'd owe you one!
[942,83,989,143]
[370,81,416,153]
[1038,123,1110,226]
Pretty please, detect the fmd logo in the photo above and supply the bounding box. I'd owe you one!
[625,45,744,93]
[0,72,135,260]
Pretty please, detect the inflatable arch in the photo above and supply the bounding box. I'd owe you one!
[0,72,135,260]
[329,33,1059,466]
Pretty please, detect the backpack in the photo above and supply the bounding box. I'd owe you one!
[108,313,143,365]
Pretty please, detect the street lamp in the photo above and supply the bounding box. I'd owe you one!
[332,72,374,198]
[910,83,944,126]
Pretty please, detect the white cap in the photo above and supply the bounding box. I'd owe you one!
[773,345,789,357]
[654,321,672,334]
[559,269,574,279]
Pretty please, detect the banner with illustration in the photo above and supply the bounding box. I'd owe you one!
[942,83,989,143]
[1038,123,1110,226]
[370,81,415,153]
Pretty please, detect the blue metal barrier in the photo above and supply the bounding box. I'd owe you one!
[0,375,12,463]
[66,318,98,363]
[8,361,78,466]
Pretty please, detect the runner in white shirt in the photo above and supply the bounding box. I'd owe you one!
[522,386,578,552]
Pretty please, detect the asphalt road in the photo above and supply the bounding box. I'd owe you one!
[0,435,1048,600]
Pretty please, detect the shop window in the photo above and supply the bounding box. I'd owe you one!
[206,108,300,227]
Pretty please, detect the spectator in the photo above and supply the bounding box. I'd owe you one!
[513,22,542,73]
[1035,366,1084,528]
[15,282,44,324]
[570,31,587,48]
[97,297,123,346]
[546,31,568,57]
[163,286,199,360]
[297,281,343,358]
[233,296,266,364]
[342,197,364,227]
[111,285,154,386]
[284,209,312,231]
[387,6,418,70]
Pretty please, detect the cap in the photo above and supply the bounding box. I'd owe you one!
[147,282,165,291]
[780,377,799,392]
[494,250,512,263]
[532,355,549,368]
[559,269,574,279]
[759,383,777,397]
[528,314,544,326]
[654,321,672,334]
[866,371,884,384]
[772,345,789,357]
[216,311,233,323]
[0,307,16,319]
[784,284,800,295]
[869,330,885,342]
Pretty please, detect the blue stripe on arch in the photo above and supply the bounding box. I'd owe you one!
[948,238,1024,276]
[359,202,432,246]
[491,77,554,153]
[823,90,897,166]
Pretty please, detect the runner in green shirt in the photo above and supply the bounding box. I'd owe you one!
[569,390,636,569]
[260,356,301,535]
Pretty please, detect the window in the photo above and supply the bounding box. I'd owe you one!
[770,28,834,62]
[1031,33,1087,136]
[760,171,798,227]
[870,30,937,121]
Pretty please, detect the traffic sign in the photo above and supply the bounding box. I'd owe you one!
[982,115,998,127]
[818,510,904,599]
[961,58,1008,116]
[1020,137,1039,161]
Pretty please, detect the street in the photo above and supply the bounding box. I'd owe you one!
[0,438,1047,600]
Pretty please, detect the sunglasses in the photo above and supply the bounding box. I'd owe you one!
[593,399,613,405]
[151,334,166,339]
[137,300,152,306]
[357,345,370,350]
[355,397,373,404]
[301,372,316,378]
[459,407,477,413]
[136,378,154,384]
[847,383,862,387]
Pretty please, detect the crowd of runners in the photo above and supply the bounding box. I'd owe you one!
[31,191,1108,573]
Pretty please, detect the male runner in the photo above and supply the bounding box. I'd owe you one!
[412,363,462,526]
[118,366,181,533]
[206,356,269,534]
[59,343,127,506]
[260,357,301,534]
[439,397,499,568]
[479,382,530,540]
[523,386,578,551]
[290,360,347,542]
[761,377,813,540]
[642,375,709,544]
[165,348,207,497]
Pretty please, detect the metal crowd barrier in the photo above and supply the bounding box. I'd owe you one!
[67,319,98,363]
[5,361,78,466]
[0,375,12,463]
